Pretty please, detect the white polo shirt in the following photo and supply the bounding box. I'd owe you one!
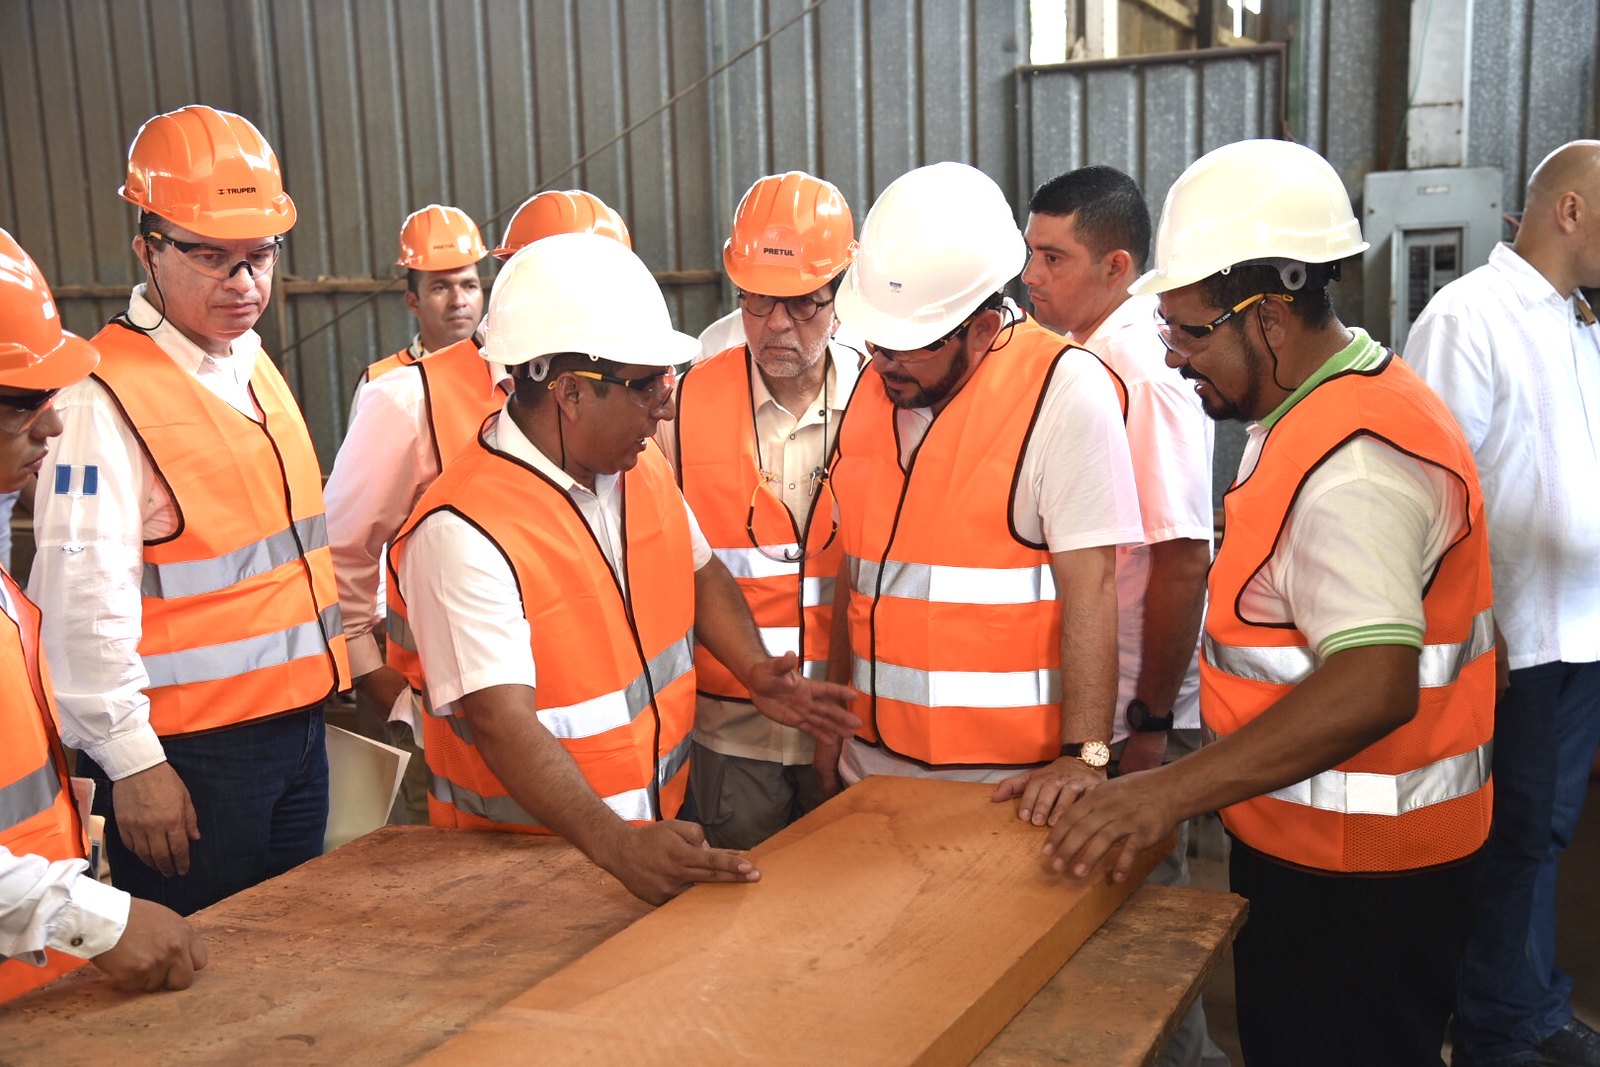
[1405,242,1600,669]
[397,406,711,718]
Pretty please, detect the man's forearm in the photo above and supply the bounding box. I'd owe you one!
[1052,546,1118,742]
[461,685,629,866]
[1153,643,1421,822]
[692,557,768,686]
[1134,537,1210,713]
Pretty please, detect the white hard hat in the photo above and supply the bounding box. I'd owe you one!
[481,231,698,376]
[1130,139,1369,296]
[835,162,1027,351]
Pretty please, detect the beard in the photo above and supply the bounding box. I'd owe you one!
[882,345,971,410]
[1180,329,1268,423]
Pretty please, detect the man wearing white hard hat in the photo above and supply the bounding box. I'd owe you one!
[387,233,859,905]
[1039,140,1494,1066]
[821,162,1143,821]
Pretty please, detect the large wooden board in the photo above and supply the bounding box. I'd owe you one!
[417,776,1164,1067]
[0,828,650,1065]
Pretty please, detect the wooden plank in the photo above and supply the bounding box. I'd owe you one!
[0,828,650,1065]
[416,777,1166,1067]
[977,885,1247,1066]
[0,790,1241,1066]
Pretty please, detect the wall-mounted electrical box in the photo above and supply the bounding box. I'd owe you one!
[1362,167,1502,351]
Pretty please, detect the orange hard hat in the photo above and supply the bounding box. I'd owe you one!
[723,172,857,298]
[396,204,488,270]
[492,190,631,260]
[0,229,100,391]
[118,105,296,240]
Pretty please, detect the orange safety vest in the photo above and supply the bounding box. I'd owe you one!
[831,316,1127,767]
[674,345,844,699]
[362,339,421,384]
[91,322,350,736]
[0,569,91,1002]
[388,425,696,832]
[382,337,502,691]
[1202,351,1494,873]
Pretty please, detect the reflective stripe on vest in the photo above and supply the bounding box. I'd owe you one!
[0,757,58,832]
[143,604,343,689]
[387,609,416,653]
[848,555,1056,606]
[430,730,692,827]
[141,515,328,599]
[1205,608,1495,689]
[710,546,836,605]
[852,656,1060,709]
[536,635,693,739]
[1265,741,1492,816]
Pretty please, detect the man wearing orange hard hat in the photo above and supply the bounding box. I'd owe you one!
[0,228,207,1001]
[491,189,632,260]
[658,172,864,848]
[358,205,489,390]
[324,190,631,824]
[28,105,350,916]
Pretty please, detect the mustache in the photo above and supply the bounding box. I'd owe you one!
[1179,366,1210,385]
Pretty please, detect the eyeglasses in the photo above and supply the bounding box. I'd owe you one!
[736,291,834,323]
[563,364,681,400]
[144,231,283,280]
[1154,292,1295,352]
[746,470,839,564]
[863,310,985,365]
[0,388,59,435]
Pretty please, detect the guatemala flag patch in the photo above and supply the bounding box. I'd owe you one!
[53,464,98,497]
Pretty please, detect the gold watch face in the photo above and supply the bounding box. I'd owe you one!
[1079,740,1112,768]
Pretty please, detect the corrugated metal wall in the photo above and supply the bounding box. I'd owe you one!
[1465,0,1600,214]
[4,0,1595,468]
[0,0,1027,464]
[1018,43,1285,232]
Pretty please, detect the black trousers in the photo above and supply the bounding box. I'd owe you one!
[1229,838,1476,1067]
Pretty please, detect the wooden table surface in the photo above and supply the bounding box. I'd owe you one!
[0,818,1243,1066]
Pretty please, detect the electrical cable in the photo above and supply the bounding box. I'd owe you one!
[275,0,835,363]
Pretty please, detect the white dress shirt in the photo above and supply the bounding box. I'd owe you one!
[399,406,712,718]
[842,308,1145,785]
[658,345,861,765]
[1405,242,1600,669]
[1079,294,1215,738]
[28,287,265,779]
[0,577,130,966]
[325,356,511,681]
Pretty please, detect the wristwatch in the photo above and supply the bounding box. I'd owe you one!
[1059,740,1112,769]
[1126,698,1175,734]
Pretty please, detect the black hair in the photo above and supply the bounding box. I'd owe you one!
[406,268,423,297]
[512,352,619,406]
[1028,165,1152,271]
[1198,263,1337,330]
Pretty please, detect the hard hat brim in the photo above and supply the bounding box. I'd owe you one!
[834,278,986,353]
[486,328,701,371]
[4,330,101,391]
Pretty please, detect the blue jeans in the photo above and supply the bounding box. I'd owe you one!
[80,707,329,917]
[1453,660,1600,1065]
